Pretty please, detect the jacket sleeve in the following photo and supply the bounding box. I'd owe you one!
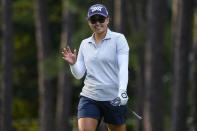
[70,42,86,79]
[117,34,129,91]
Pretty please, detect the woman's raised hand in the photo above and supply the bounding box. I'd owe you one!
[61,46,77,65]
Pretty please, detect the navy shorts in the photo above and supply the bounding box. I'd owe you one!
[78,96,128,125]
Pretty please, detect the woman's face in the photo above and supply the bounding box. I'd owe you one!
[88,15,109,34]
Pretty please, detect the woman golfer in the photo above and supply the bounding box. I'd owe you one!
[62,4,129,131]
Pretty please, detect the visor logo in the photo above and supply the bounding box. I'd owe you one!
[91,6,103,12]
